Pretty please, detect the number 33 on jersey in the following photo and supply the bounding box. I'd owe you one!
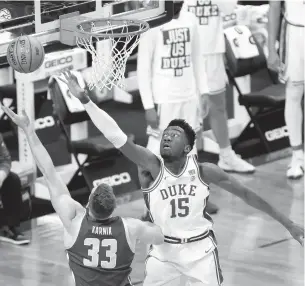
[66,215,134,286]
[83,237,117,268]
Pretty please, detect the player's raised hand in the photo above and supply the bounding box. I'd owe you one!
[1,105,30,131]
[288,222,304,246]
[58,70,90,104]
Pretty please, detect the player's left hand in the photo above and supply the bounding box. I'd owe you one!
[1,105,30,131]
[288,222,304,246]
[58,70,89,104]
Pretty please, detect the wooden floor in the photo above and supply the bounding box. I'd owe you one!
[0,157,303,286]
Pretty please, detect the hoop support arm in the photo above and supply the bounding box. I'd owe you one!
[60,11,149,46]
[60,12,90,46]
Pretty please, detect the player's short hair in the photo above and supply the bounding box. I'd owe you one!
[88,184,116,219]
[167,119,196,149]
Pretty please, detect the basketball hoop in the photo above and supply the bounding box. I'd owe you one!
[74,18,149,91]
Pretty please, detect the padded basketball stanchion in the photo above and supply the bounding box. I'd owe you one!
[15,74,36,168]
[14,72,37,230]
[14,49,88,198]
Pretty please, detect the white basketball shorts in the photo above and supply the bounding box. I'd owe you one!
[143,248,223,286]
[201,53,228,95]
[279,20,304,85]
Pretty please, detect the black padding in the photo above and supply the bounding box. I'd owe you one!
[0,84,18,99]
[239,84,286,107]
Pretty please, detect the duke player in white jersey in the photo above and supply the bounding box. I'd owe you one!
[61,70,304,286]
[182,0,255,174]
[268,0,305,179]
[137,1,218,215]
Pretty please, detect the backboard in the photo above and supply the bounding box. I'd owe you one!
[0,0,174,65]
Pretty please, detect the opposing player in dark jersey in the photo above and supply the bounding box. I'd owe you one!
[2,106,164,286]
[59,70,304,286]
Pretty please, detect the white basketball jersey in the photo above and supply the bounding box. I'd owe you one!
[284,0,305,26]
[141,11,201,103]
[143,154,213,239]
[182,0,226,55]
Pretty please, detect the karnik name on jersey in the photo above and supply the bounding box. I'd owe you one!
[91,226,113,236]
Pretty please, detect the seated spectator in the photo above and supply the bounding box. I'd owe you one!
[0,133,30,245]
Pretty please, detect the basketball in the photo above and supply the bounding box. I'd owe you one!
[6,35,45,73]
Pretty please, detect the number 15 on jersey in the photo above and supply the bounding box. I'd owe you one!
[170,197,190,218]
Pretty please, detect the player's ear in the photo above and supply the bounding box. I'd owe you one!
[184,144,191,154]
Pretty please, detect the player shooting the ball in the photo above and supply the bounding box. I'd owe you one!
[1,104,165,286]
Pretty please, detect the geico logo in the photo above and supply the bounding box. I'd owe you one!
[223,13,236,22]
[93,172,131,187]
[45,56,73,69]
[35,116,55,130]
[265,126,288,142]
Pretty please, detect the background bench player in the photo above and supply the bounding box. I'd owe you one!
[182,0,255,174]
[60,71,304,286]
[137,0,206,155]
[268,0,305,179]
[1,105,164,286]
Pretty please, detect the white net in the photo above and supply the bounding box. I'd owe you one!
[76,19,148,91]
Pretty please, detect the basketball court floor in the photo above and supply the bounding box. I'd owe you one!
[0,157,303,286]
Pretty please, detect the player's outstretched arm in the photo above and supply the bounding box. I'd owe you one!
[199,162,304,246]
[1,106,83,230]
[58,71,161,179]
[125,218,164,246]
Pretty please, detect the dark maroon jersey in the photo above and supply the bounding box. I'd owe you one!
[66,210,135,286]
